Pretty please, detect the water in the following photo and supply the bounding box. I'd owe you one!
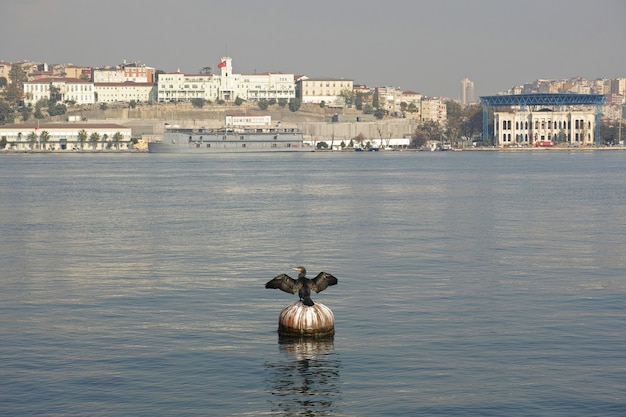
[1,151,625,416]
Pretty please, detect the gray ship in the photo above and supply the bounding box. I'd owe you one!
[148,125,312,153]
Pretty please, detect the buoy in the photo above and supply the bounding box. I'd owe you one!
[277,300,335,338]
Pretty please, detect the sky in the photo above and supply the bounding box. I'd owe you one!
[1,0,625,99]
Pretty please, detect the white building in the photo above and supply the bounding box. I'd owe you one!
[157,71,217,102]
[0,123,132,151]
[295,76,354,105]
[242,72,295,102]
[23,78,95,105]
[157,57,295,103]
[94,81,156,103]
[494,108,597,147]
[225,114,272,127]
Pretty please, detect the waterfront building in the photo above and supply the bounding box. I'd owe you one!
[295,76,354,105]
[0,123,132,151]
[494,108,596,147]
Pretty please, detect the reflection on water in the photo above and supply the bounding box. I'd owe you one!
[265,336,341,416]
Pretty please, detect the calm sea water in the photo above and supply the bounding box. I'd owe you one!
[1,150,625,416]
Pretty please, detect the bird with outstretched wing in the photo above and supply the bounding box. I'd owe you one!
[265,266,337,306]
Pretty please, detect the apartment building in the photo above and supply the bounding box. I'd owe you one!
[420,97,447,124]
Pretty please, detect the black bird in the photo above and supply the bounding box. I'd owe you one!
[265,266,338,306]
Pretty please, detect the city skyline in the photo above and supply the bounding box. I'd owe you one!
[1,0,625,99]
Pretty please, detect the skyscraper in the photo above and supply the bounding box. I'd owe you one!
[461,77,475,106]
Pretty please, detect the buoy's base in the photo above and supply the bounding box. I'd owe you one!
[277,300,335,338]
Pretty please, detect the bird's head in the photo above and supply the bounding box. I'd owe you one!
[293,266,306,276]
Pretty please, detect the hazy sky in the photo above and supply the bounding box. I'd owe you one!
[2,0,625,99]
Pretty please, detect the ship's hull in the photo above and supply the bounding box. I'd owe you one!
[148,127,313,153]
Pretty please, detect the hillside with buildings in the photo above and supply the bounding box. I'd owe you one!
[1,57,625,150]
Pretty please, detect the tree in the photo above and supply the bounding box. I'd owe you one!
[0,100,15,124]
[445,100,463,145]
[39,130,50,150]
[5,64,27,106]
[49,86,62,104]
[288,98,301,112]
[34,107,45,119]
[461,104,483,143]
[77,129,88,150]
[374,107,386,120]
[89,132,101,150]
[339,89,355,107]
[316,141,329,149]
[355,91,369,111]
[48,103,67,116]
[99,103,108,111]
[372,89,380,109]
[112,131,123,150]
[258,98,269,110]
[234,96,244,106]
[191,98,205,108]
[411,121,444,148]
[354,132,366,149]
[277,98,288,108]
[28,131,38,149]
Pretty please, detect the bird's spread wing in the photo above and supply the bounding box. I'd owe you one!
[265,274,301,294]
[310,272,338,293]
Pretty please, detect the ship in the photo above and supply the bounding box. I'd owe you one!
[148,115,312,153]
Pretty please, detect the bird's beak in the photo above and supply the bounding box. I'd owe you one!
[292,267,301,271]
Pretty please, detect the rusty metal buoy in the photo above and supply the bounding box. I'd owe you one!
[278,300,335,338]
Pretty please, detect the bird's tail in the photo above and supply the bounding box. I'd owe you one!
[302,297,314,306]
